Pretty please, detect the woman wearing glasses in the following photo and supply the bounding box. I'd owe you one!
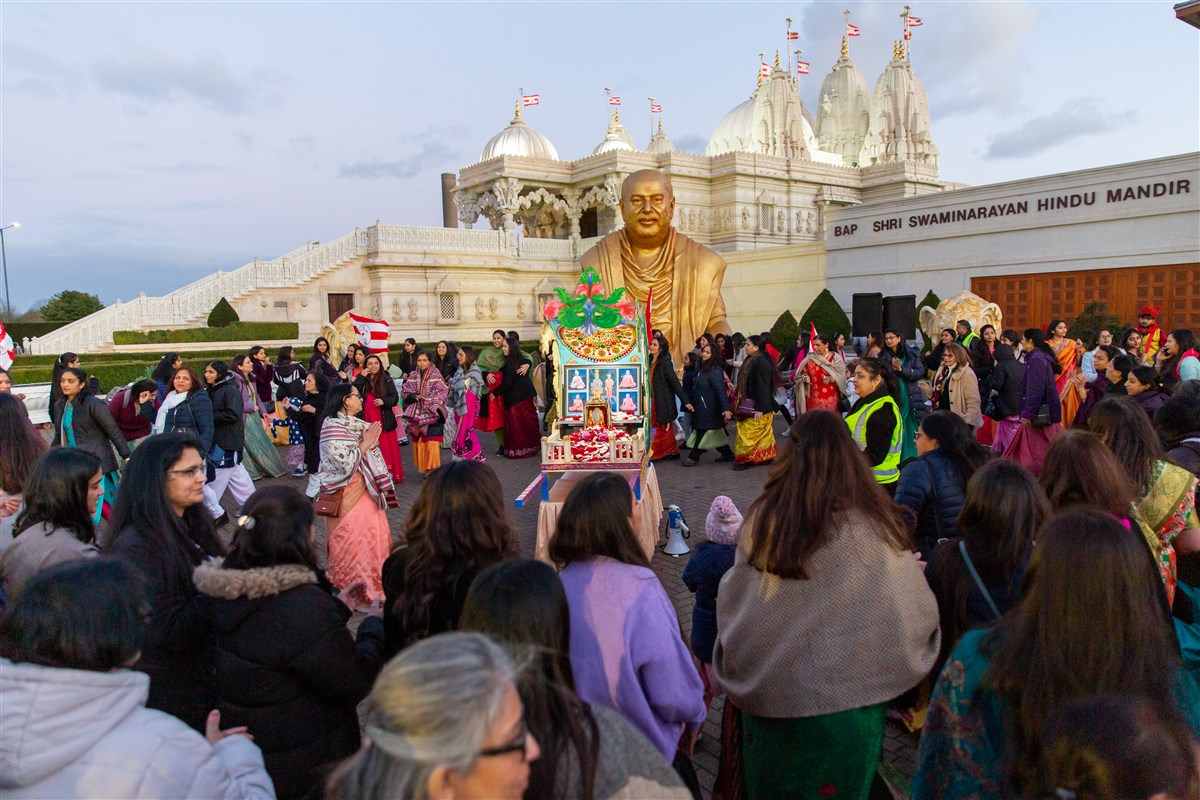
[318,384,394,603]
[327,632,539,800]
[107,433,225,732]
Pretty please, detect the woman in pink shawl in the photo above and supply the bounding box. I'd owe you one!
[318,383,396,601]
[401,351,449,476]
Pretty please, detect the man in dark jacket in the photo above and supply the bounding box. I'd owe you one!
[956,320,990,372]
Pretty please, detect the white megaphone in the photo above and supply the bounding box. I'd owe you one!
[663,504,691,556]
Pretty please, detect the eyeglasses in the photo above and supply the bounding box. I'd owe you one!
[915,431,926,440]
[477,710,529,760]
[167,465,206,479]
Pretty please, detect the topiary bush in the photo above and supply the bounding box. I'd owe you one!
[207,298,240,328]
[917,290,941,355]
[1067,302,1124,347]
[113,322,298,345]
[769,310,801,350]
[799,289,852,340]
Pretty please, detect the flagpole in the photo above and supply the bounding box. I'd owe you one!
[844,9,852,57]
[648,96,655,144]
[785,17,793,77]
[901,5,911,60]
[518,86,524,119]
[758,52,765,87]
[604,86,612,127]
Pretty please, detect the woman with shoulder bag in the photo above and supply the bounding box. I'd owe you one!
[154,365,215,481]
[317,384,393,603]
[733,335,778,471]
[354,355,404,484]
[53,367,130,524]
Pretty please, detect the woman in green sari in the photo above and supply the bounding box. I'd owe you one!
[880,330,926,462]
[1089,396,1200,609]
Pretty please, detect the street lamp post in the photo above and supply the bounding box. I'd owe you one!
[0,222,19,321]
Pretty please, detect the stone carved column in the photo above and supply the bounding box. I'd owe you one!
[455,192,481,230]
[491,178,522,232]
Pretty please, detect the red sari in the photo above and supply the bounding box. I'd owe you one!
[802,356,841,412]
[363,390,404,483]
[478,372,505,433]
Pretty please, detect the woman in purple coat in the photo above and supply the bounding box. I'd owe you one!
[1000,328,1062,476]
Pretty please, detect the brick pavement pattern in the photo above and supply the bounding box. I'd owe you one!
[241,421,918,798]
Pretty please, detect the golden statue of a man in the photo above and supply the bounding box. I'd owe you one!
[580,169,730,370]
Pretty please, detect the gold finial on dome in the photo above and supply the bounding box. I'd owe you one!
[514,98,521,119]
[774,49,780,68]
[758,51,765,87]
[841,36,848,57]
[657,118,663,133]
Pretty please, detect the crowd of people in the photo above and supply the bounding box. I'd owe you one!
[1,306,1199,800]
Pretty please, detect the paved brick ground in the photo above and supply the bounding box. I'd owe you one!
[239,418,918,798]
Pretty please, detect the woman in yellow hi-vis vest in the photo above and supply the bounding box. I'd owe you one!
[845,357,903,496]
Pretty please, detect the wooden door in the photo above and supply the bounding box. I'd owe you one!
[972,264,1200,331]
[327,293,354,322]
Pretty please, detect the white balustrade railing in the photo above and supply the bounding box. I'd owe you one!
[28,223,585,354]
[28,232,366,355]
[518,236,576,258]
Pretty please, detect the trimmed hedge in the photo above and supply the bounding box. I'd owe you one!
[9,362,153,390]
[769,310,801,349]
[113,322,299,345]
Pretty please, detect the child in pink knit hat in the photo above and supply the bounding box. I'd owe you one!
[682,495,743,708]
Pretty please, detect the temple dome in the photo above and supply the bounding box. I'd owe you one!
[480,109,559,162]
[705,66,829,160]
[592,113,637,155]
[816,42,871,165]
[705,96,756,156]
[859,44,938,167]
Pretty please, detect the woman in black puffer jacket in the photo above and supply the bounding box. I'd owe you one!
[202,360,252,524]
[893,411,991,558]
[683,340,734,466]
[194,486,385,800]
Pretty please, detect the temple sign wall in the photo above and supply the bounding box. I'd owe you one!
[824,153,1199,320]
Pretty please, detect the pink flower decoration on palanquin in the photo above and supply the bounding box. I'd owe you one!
[573,281,605,298]
[542,299,565,319]
[615,298,636,320]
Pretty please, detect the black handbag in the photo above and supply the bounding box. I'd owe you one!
[734,399,756,421]
[1031,402,1052,428]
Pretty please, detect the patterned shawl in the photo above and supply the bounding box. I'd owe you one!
[401,366,449,428]
[317,413,392,503]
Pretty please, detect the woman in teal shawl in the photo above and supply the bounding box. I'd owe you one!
[913,509,1200,799]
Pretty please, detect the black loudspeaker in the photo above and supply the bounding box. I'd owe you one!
[883,295,917,341]
[851,293,883,337]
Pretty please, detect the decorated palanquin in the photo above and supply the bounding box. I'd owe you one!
[538,267,649,470]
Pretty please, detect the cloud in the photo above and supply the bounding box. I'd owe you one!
[339,129,465,180]
[796,1,1038,118]
[673,134,707,154]
[985,97,1136,159]
[1,42,83,97]
[141,161,230,175]
[90,48,266,114]
[233,129,255,150]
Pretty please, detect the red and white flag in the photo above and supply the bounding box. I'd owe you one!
[846,22,861,36]
[810,322,819,344]
[608,96,621,106]
[650,103,662,113]
[522,94,539,107]
[348,312,390,354]
[905,15,923,27]
[786,30,799,40]
[903,29,911,40]
[760,62,770,78]
[0,323,14,371]
[796,60,810,74]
